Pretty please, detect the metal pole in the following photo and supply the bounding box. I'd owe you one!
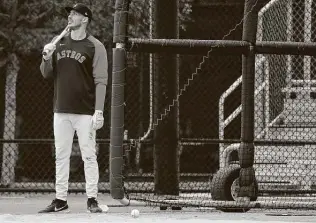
[238,0,260,199]
[153,0,179,195]
[110,0,129,200]
[304,0,312,89]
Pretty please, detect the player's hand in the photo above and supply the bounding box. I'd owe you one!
[91,110,104,130]
[42,43,56,60]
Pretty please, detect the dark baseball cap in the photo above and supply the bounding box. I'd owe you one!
[65,3,92,20]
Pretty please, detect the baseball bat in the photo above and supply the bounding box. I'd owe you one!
[42,26,70,56]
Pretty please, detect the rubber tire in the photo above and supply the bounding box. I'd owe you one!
[210,164,258,212]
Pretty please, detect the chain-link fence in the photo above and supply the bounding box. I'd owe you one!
[118,0,246,196]
[3,0,316,212]
[253,0,316,192]
[0,0,113,190]
[108,0,316,211]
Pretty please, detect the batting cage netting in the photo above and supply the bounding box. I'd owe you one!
[109,0,316,212]
[2,0,316,213]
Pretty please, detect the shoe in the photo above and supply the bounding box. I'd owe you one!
[38,199,69,213]
[87,198,102,213]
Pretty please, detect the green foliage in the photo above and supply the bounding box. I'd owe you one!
[128,0,194,38]
[0,0,193,63]
[179,0,194,31]
[0,0,113,58]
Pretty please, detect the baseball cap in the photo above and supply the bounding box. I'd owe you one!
[65,3,92,20]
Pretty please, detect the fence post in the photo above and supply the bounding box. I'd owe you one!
[239,0,260,198]
[153,0,180,195]
[110,0,129,200]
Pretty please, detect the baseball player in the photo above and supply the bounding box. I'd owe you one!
[38,3,108,213]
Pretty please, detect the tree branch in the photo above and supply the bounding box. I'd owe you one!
[17,7,54,28]
[0,47,8,68]
[0,30,10,43]
[0,13,10,23]
[10,0,19,28]
[0,58,8,68]
[9,53,19,71]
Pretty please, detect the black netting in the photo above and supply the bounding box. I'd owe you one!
[112,0,316,211]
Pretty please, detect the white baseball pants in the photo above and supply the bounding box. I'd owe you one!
[53,113,99,201]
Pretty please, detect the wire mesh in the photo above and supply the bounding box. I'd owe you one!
[118,0,246,209]
[254,0,316,196]
[2,0,316,213]
[118,0,316,211]
[0,0,112,190]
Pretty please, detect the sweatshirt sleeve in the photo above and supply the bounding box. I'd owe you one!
[40,57,54,79]
[93,43,108,111]
[39,36,57,79]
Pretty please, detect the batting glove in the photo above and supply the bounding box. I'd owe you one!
[92,110,104,130]
[42,43,56,60]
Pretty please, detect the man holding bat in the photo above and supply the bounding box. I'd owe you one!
[39,3,108,213]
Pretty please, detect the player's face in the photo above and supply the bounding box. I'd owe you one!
[68,10,87,29]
